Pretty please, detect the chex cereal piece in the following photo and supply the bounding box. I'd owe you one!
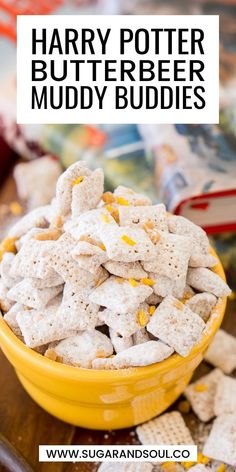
[204,329,236,374]
[103,260,147,279]
[99,303,149,337]
[187,268,231,298]
[10,238,56,279]
[114,185,152,206]
[214,376,236,416]
[55,161,91,216]
[119,204,168,232]
[48,233,108,289]
[45,330,113,368]
[98,225,156,262]
[168,214,209,254]
[8,278,63,310]
[89,276,152,314]
[109,328,134,353]
[143,233,192,283]
[98,462,153,472]
[203,414,236,466]
[147,296,205,357]
[72,240,108,274]
[14,156,62,209]
[186,293,217,322]
[150,273,186,298]
[0,280,14,312]
[71,168,104,217]
[93,340,174,369]
[59,284,100,330]
[8,205,51,239]
[168,215,217,268]
[16,295,79,348]
[184,368,223,422]
[64,208,117,241]
[136,411,194,445]
[4,302,24,335]
[133,328,150,345]
[0,253,21,289]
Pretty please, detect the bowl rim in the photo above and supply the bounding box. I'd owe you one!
[0,247,227,382]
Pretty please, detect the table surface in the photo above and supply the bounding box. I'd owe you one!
[0,167,236,472]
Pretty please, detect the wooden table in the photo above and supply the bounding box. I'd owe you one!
[0,166,235,472]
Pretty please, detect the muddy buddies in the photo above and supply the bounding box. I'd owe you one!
[0,162,231,369]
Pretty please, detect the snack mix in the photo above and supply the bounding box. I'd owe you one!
[0,161,231,369]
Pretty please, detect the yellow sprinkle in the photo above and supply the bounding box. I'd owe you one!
[141,278,155,286]
[137,310,148,327]
[181,462,195,469]
[173,300,184,310]
[102,192,116,203]
[45,348,58,361]
[105,204,114,213]
[34,229,62,241]
[0,237,18,261]
[105,205,120,224]
[116,196,129,206]
[98,243,106,251]
[9,201,23,216]
[129,278,138,287]
[101,213,110,223]
[162,463,176,471]
[148,305,156,316]
[121,235,136,246]
[197,452,210,465]
[178,400,191,414]
[194,384,209,392]
[216,464,226,472]
[144,219,155,230]
[116,277,125,284]
[71,176,84,186]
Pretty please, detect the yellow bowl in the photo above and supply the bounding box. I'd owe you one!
[0,248,227,430]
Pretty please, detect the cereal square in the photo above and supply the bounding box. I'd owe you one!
[98,225,156,262]
[203,414,236,466]
[186,292,217,322]
[16,295,78,348]
[184,368,223,422]
[214,375,236,416]
[45,330,113,368]
[71,168,104,217]
[99,303,149,337]
[204,329,236,374]
[59,284,100,330]
[136,411,194,445]
[55,161,91,216]
[8,278,63,310]
[147,296,205,357]
[143,233,192,282]
[89,276,153,314]
[119,204,168,232]
[187,268,231,298]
